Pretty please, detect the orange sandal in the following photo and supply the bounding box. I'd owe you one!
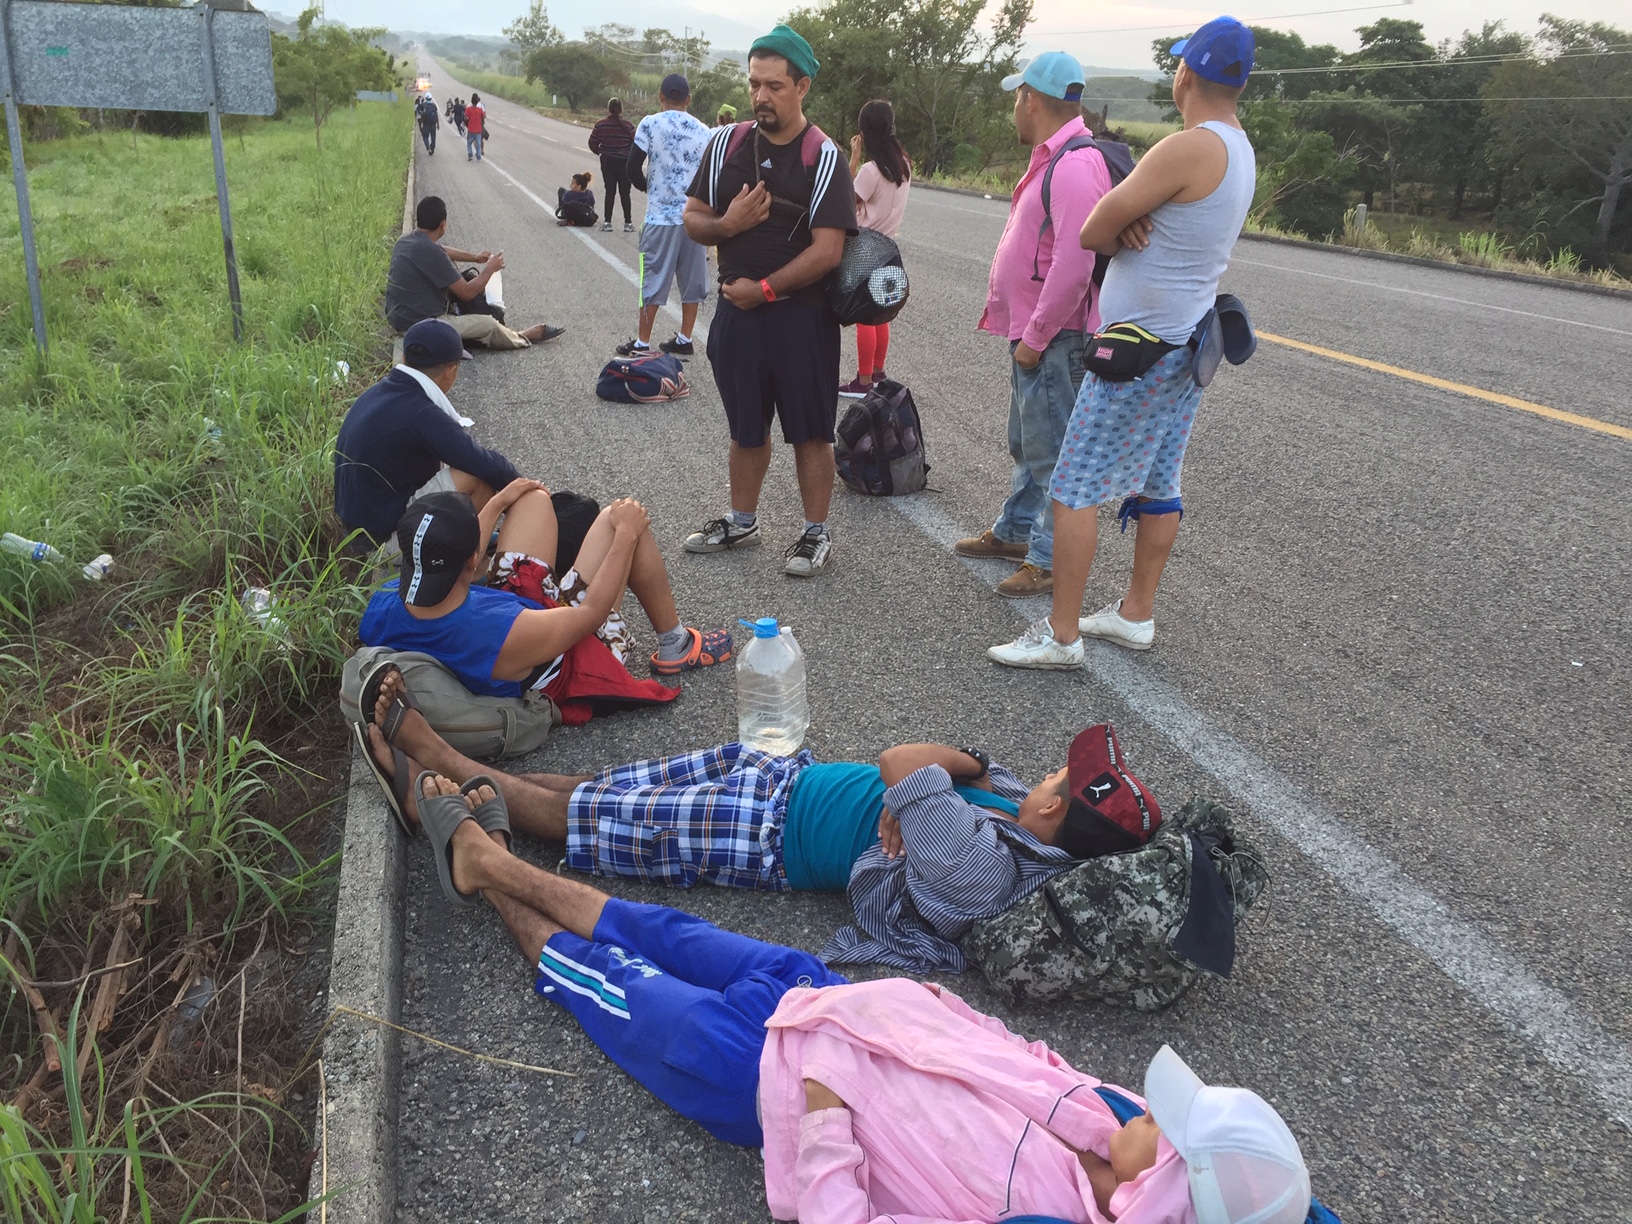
[650,626,734,675]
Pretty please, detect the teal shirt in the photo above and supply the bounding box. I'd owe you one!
[781,762,1022,891]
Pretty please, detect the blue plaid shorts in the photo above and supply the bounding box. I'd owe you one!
[564,744,814,890]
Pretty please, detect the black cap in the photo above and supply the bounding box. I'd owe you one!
[661,73,690,101]
[395,492,481,607]
[403,318,473,368]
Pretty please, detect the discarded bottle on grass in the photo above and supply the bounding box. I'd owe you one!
[1,532,63,563]
[736,617,808,756]
[81,553,114,581]
[242,586,291,648]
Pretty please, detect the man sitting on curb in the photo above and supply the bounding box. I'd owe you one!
[334,319,524,548]
[386,195,565,350]
[359,490,732,728]
[396,767,1319,1224]
[357,669,1151,972]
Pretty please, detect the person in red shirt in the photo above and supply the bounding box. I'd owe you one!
[464,93,486,161]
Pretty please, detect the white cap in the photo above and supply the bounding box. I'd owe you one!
[1144,1045,1311,1224]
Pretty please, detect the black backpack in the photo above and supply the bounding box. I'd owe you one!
[835,379,928,496]
[1033,135,1134,287]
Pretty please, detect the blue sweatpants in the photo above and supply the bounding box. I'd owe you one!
[533,898,848,1147]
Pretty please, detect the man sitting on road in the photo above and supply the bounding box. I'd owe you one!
[359,489,732,728]
[334,319,524,548]
[992,18,1258,667]
[617,73,712,359]
[388,768,1316,1224]
[358,669,1146,972]
[386,195,565,350]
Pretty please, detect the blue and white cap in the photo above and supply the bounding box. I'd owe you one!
[1000,51,1086,102]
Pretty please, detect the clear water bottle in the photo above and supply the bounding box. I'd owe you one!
[736,617,809,756]
[242,586,291,649]
[1,532,63,563]
[81,553,114,581]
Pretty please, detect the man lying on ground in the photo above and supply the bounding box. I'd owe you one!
[358,670,1140,972]
[334,319,527,547]
[359,490,732,730]
[402,769,1316,1224]
[385,195,565,350]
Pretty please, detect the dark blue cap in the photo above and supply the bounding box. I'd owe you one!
[402,318,473,368]
[1171,16,1254,88]
[661,73,690,101]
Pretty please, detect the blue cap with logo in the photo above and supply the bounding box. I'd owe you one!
[1170,16,1255,88]
[1000,51,1086,103]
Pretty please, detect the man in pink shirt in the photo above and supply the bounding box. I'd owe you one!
[959,52,1113,600]
[408,767,1322,1224]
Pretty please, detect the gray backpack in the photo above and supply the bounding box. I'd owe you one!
[963,797,1270,1011]
[338,646,561,760]
[834,379,929,497]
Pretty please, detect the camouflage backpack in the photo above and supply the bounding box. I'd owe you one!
[963,797,1270,1011]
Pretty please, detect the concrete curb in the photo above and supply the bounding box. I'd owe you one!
[308,120,415,1224]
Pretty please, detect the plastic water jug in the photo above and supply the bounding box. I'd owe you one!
[736,617,809,755]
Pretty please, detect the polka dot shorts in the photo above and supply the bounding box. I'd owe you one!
[1049,347,1204,511]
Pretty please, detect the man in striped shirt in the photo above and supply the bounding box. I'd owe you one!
[361,672,1145,973]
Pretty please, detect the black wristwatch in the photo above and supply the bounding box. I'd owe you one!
[955,746,991,779]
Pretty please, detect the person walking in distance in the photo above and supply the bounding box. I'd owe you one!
[681,25,856,578]
[416,91,439,155]
[955,52,1112,601]
[589,99,637,232]
[838,98,911,399]
[452,96,467,136]
[990,18,1258,667]
[464,93,486,161]
[616,74,713,358]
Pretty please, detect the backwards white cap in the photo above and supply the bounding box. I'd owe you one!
[1144,1045,1311,1224]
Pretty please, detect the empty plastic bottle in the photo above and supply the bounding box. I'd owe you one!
[736,617,809,756]
[81,553,114,581]
[242,586,291,648]
[2,532,63,563]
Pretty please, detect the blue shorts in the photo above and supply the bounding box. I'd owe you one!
[707,296,840,447]
[533,899,848,1147]
[1049,347,1204,510]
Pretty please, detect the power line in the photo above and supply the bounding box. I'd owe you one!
[1260,46,1632,75]
[1035,0,1411,37]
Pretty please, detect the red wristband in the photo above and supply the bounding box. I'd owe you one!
[759,278,777,303]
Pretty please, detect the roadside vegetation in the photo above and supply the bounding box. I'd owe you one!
[0,70,405,1224]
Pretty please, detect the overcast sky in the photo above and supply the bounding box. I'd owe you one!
[326,0,1617,72]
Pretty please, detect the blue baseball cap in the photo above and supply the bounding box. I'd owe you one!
[402,318,473,368]
[1170,17,1255,88]
[661,73,690,101]
[1001,51,1086,103]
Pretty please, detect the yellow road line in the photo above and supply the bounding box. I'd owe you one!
[1258,331,1632,442]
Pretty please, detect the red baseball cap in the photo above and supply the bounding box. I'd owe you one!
[1059,723,1162,858]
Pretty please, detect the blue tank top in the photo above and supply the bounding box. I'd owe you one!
[358,580,543,698]
[1095,120,1256,344]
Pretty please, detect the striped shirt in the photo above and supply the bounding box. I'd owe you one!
[821,764,1078,973]
[588,114,635,159]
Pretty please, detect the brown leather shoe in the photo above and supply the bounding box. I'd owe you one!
[953,529,1028,561]
[996,562,1053,598]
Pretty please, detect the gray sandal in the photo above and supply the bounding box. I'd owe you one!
[459,775,512,850]
[415,771,481,907]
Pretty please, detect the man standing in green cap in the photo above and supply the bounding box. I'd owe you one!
[682,24,857,578]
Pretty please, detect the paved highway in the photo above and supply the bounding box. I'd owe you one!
[390,59,1632,1223]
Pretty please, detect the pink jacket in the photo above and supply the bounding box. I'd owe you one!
[759,979,1197,1224]
[979,117,1113,351]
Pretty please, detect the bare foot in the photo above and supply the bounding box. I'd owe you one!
[374,672,452,770]
[423,774,490,896]
[367,723,424,828]
[520,323,548,342]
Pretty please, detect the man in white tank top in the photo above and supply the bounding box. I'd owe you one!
[990,17,1257,669]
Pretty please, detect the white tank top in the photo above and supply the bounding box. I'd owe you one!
[1095,120,1256,344]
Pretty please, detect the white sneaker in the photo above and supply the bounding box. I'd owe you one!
[684,516,761,554]
[987,617,1084,670]
[1079,599,1155,651]
[783,528,832,576]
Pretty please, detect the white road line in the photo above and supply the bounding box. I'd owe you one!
[1230,256,1632,336]
[912,193,1010,217]
[472,173,1632,1127]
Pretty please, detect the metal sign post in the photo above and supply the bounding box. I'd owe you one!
[0,0,275,353]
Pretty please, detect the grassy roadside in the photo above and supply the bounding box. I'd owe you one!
[439,59,598,130]
[0,102,406,1219]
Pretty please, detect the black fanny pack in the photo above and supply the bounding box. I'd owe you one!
[1085,294,1258,387]
[1083,323,1179,382]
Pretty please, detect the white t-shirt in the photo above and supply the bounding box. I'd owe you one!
[634,109,713,227]
[854,161,910,238]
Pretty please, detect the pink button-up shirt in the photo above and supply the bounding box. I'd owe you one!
[979,116,1114,351]
[759,979,1197,1224]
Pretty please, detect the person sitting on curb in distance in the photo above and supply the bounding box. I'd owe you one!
[335,319,526,549]
[680,24,857,578]
[359,490,732,724]
[358,670,1122,973]
[382,765,1317,1224]
[588,98,637,232]
[990,17,1259,668]
[957,51,1113,601]
[838,97,911,399]
[386,195,565,349]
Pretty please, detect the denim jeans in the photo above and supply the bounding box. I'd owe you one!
[991,329,1086,570]
[466,130,484,160]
